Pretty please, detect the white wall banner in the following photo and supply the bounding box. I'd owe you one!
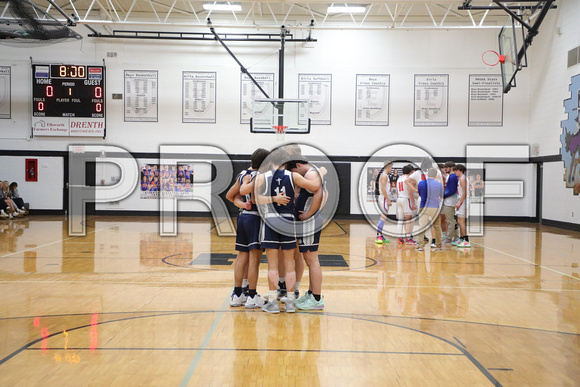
[240,73,274,124]
[124,70,158,122]
[299,73,332,125]
[0,66,10,119]
[468,74,503,126]
[183,71,216,124]
[355,74,389,126]
[414,74,449,126]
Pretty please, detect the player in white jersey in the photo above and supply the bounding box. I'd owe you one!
[396,165,416,244]
[452,164,470,247]
[376,161,393,244]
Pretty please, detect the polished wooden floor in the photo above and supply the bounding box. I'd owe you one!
[0,215,579,386]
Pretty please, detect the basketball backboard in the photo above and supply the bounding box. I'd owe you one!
[498,17,519,94]
[250,98,310,134]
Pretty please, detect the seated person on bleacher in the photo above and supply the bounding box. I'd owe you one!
[1,180,19,218]
[9,182,28,215]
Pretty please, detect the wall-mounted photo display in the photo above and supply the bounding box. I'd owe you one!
[140,163,194,199]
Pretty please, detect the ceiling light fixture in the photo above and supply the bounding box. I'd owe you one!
[203,3,242,12]
[326,5,367,14]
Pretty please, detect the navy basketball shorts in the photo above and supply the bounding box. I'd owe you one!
[261,214,296,250]
[235,212,262,252]
[296,214,323,253]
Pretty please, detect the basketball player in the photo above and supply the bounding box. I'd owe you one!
[244,143,303,302]
[225,148,270,308]
[376,161,393,244]
[443,161,459,244]
[437,163,448,241]
[396,165,416,244]
[408,159,430,243]
[253,148,326,313]
[452,164,470,248]
[415,168,444,251]
[287,158,327,310]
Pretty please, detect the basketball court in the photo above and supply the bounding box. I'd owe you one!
[0,215,578,386]
[1,0,579,386]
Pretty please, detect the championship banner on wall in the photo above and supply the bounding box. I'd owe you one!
[240,73,274,124]
[414,74,449,127]
[140,163,194,199]
[124,70,158,122]
[468,74,503,126]
[0,66,11,119]
[355,74,389,126]
[298,74,332,125]
[183,71,216,123]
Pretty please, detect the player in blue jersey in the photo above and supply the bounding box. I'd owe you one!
[226,148,270,308]
[287,159,327,310]
[252,147,326,313]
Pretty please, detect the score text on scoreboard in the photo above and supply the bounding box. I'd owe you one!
[32,64,106,137]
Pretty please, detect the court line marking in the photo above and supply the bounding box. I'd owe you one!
[0,310,501,386]
[0,225,116,259]
[3,308,578,339]
[454,337,467,348]
[473,242,580,282]
[25,347,463,356]
[179,292,231,387]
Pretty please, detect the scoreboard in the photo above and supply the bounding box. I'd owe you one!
[32,64,106,137]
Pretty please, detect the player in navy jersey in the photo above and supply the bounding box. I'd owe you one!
[226,148,270,308]
[287,159,327,310]
[252,147,326,313]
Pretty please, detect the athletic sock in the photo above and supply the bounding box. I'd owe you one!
[377,219,384,235]
[307,290,312,295]
[294,282,300,292]
[463,236,469,242]
[234,287,243,297]
[313,294,321,301]
[269,290,278,302]
[249,289,257,297]
[242,279,249,288]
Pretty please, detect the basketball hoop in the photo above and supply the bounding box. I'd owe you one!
[482,50,505,66]
[273,125,288,142]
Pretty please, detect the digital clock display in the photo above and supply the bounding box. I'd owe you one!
[32,64,106,137]
[50,65,88,79]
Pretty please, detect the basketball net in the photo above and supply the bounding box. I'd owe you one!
[274,125,288,142]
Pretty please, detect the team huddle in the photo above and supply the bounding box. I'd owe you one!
[225,144,327,314]
[225,149,471,314]
[375,160,471,250]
